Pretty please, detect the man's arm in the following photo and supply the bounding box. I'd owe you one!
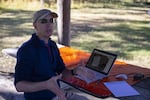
[15,74,66,100]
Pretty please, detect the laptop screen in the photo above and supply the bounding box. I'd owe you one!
[86,49,117,75]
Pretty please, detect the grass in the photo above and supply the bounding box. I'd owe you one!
[70,7,150,68]
[0,1,150,73]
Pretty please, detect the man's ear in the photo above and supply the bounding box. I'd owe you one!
[33,23,37,29]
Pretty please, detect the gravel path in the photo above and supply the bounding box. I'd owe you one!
[0,72,24,100]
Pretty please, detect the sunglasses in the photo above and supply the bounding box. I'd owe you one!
[39,18,55,24]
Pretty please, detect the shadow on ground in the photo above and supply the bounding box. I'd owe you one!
[0,72,24,100]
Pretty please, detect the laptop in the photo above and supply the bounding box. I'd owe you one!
[58,49,117,98]
[76,48,117,83]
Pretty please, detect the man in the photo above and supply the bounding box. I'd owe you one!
[14,9,90,100]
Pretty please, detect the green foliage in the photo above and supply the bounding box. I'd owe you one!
[1,0,149,10]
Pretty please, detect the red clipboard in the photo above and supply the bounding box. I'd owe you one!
[59,76,112,98]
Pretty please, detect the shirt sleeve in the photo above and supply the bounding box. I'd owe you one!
[14,46,35,85]
[56,52,66,74]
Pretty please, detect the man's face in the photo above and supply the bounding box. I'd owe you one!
[34,15,54,39]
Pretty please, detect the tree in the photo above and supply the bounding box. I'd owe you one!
[40,0,44,8]
[57,0,71,46]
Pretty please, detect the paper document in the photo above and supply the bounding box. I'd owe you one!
[104,81,140,97]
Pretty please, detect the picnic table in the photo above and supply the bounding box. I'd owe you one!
[1,45,150,100]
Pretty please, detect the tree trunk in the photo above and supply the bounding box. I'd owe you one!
[40,0,44,8]
[57,0,71,46]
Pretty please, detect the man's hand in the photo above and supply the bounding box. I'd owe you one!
[45,74,67,100]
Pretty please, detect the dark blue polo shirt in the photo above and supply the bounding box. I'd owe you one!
[15,33,65,100]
